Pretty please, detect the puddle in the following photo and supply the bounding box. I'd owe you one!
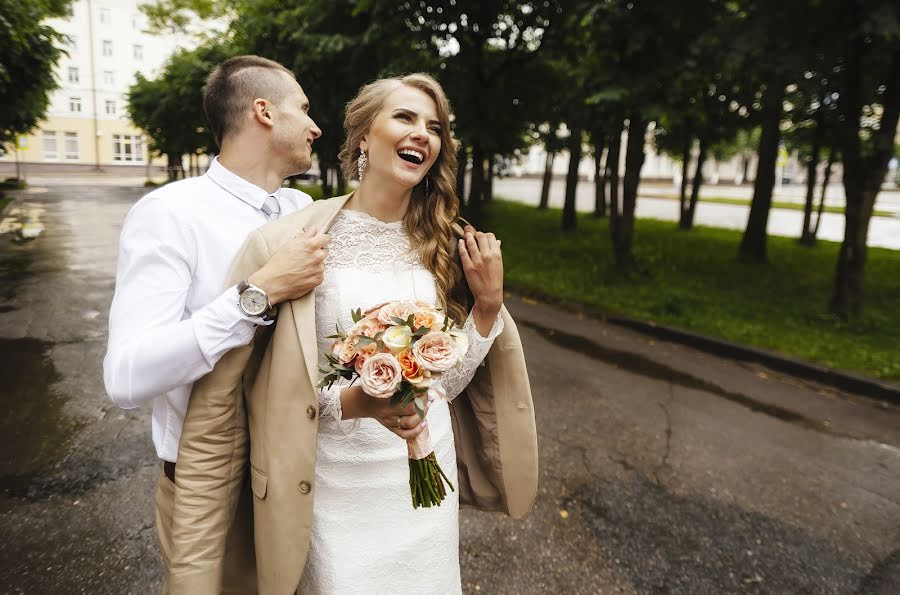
[0,338,81,496]
[0,204,46,242]
[519,319,861,440]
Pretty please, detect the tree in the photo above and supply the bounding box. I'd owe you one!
[0,0,71,152]
[128,42,229,179]
[830,0,900,316]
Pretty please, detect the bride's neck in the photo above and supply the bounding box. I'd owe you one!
[348,177,412,223]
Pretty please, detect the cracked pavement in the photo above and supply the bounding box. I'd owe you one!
[1,184,898,594]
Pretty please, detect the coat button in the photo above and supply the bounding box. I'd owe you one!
[298,481,311,494]
[306,405,316,419]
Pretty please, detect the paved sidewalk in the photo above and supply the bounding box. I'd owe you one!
[0,184,897,594]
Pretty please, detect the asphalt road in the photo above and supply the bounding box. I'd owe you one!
[0,184,897,594]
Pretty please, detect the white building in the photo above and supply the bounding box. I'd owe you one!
[0,0,195,174]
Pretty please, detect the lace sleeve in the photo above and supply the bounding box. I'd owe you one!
[318,376,361,433]
[440,311,504,402]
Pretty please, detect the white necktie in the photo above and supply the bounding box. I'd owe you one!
[261,194,281,221]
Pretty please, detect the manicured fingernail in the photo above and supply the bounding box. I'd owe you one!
[423,420,428,427]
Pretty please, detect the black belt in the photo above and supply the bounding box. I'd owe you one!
[163,460,176,483]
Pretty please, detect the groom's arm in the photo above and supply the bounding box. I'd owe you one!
[166,228,271,595]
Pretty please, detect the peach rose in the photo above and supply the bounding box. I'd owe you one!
[337,336,359,365]
[354,342,379,373]
[356,317,388,338]
[377,301,417,325]
[363,302,390,320]
[413,310,440,331]
[397,348,430,386]
[411,332,459,372]
[359,353,402,398]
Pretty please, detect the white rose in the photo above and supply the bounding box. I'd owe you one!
[382,325,412,352]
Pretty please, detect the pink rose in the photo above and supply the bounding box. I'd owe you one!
[359,353,402,398]
[412,332,460,372]
[337,338,359,365]
[356,317,388,338]
[354,343,379,373]
[377,301,417,325]
[363,302,390,319]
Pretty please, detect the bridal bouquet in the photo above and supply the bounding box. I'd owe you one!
[318,300,465,508]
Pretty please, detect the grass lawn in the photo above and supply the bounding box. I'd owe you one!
[482,198,900,381]
[0,196,10,214]
[640,193,895,218]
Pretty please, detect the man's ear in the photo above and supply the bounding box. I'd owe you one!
[252,98,274,128]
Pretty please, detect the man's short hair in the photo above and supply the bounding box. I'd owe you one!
[203,55,296,146]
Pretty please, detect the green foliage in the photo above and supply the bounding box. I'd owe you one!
[139,0,231,34]
[127,41,231,158]
[483,198,900,380]
[0,0,72,147]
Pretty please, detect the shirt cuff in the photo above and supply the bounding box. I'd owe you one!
[192,285,266,366]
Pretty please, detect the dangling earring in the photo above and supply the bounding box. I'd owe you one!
[357,150,367,180]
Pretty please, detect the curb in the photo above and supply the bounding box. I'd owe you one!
[508,286,900,405]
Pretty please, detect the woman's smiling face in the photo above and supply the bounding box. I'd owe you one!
[359,84,442,190]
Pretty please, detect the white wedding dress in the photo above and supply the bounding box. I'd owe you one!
[299,209,502,594]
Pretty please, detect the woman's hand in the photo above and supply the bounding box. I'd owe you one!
[340,385,432,440]
[459,225,503,335]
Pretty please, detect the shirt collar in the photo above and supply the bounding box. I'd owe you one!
[206,156,281,209]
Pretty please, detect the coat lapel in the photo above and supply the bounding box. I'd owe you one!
[289,193,354,390]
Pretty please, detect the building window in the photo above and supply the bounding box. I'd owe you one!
[105,100,116,115]
[133,44,143,60]
[69,97,82,113]
[64,132,79,160]
[113,134,144,162]
[43,131,58,160]
[64,34,77,51]
[99,7,111,24]
[103,70,114,85]
[102,40,112,57]
[68,67,79,83]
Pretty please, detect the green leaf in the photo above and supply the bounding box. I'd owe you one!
[351,308,362,323]
[414,396,425,418]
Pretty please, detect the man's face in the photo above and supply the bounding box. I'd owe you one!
[271,75,322,176]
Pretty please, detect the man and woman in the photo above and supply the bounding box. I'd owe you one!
[105,55,538,594]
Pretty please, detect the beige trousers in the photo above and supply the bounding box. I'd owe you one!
[155,468,258,594]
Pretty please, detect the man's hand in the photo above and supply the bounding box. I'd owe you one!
[247,226,330,305]
[459,224,503,336]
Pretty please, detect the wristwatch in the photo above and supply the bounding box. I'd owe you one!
[237,280,276,321]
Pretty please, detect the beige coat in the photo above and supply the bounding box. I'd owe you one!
[167,194,538,595]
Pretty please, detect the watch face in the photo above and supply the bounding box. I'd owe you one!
[240,288,268,316]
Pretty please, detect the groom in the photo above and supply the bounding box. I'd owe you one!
[103,55,328,593]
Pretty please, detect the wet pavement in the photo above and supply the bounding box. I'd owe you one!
[0,184,898,594]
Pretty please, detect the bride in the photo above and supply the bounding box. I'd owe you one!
[167,73,538,595]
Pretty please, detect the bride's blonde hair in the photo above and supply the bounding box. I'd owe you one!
[339,73,468,323]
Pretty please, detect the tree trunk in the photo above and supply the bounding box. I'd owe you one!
[321,164,333,197]
[484,154,494,202]
[336,171,347,196]
[456,142,467,206]
[678,138,691,222]
[800,110,824,245]
[739,80,785,261]
[562,105,585,231]
[812,150,835,239]
[680,137,706,230]
[468,143,485,226]
[607,119,624,233]
[166,153,181,181]
[831,39,900,316]
[612,114,646,273]
[593,138,607,218]
[539,149,554,209]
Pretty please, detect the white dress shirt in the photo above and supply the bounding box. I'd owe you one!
[103,157,313,462]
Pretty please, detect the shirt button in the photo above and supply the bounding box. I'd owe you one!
[306,405,316,419]
[298,481,311,494]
